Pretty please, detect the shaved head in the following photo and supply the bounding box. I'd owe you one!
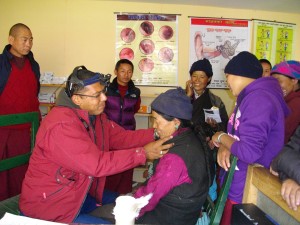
[9,23,31,37]
[8,23,33,57]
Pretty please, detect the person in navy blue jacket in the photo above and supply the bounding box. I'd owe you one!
[0,23,40,201]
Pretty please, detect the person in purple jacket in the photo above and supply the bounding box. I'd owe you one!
[211,51,290,225]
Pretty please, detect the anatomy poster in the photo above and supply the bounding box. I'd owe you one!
[253,20,296,66]
[116,14,178,86]
[190,18,251,88]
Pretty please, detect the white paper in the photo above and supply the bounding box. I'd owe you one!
[0,213,67,225]
[203,108,222,123]
[113,194,152,225]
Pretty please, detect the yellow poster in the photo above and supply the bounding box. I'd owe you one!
[253,20,295,66]
[255,25,273,60]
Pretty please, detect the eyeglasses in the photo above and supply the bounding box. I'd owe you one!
[74,88,107,99]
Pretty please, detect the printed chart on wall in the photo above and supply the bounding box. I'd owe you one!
[190,18,251,88]
[253,20,296,66]
[116,14,178,86]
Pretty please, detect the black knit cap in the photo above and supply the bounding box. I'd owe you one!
[151,87,193,120]
[224,51,263,79]
[189,58,213,77]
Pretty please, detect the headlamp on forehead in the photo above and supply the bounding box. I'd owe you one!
[66,66,111,98]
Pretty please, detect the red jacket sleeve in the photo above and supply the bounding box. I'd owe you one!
[43,120,148,178]
[103,116,154,150]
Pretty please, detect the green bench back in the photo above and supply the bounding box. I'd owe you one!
[0,112,39,172]
[0,112,39,218]
[204,155,238,225]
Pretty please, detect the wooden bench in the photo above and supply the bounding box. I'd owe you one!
[243,165,300,225]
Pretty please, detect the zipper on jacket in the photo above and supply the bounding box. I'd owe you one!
[94,115,105,202]
[119,97,123,124]
[94,178,99,203]
[74,176,94,221]
[100,115,104,152]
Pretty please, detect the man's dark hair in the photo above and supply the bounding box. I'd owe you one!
[115,59,134,72]
[66,66,98,97]
[259,58,272,68]
[9,23,31,37]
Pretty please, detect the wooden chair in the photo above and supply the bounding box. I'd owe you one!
[201,156,238,225]
[0,112,39,218]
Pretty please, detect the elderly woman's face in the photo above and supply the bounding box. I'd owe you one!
[152,111,177,139]
[272,73,298,97]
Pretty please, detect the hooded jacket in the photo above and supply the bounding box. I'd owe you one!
[222,77,290,203]
[19,90,154,223]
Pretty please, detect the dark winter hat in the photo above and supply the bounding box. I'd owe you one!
[189,58,213,77]
[224,51,263,79]
[151,87,193,120]
[271,60,300,80]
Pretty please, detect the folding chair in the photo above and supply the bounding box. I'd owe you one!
[0,112,40,217]
[201,155,238,225]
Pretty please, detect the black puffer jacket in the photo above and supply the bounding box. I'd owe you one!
[271,125,300,183]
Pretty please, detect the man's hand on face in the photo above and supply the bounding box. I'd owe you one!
[144,136,173,160]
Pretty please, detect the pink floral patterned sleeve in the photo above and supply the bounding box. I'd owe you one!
[134,153,191,217]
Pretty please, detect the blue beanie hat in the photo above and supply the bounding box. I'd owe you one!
[224,51,263,79]
[189,58,213,77]
[151,87,193,120]
[271,60,300,80]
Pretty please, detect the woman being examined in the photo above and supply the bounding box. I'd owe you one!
[134,87,210,225]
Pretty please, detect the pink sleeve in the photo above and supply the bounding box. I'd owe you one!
[134,153,191,217]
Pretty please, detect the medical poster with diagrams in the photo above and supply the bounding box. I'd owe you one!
[190,18,251,88]
[253,20,296,65]
[116,14,178,86]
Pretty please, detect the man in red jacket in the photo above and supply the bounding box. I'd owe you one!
[20,66,172,224]
[0,23,40,201]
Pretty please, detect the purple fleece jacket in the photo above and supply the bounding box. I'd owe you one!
[223,77,290,203]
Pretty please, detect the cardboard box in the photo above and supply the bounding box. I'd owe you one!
[38,93,56,103]
[231,203,279,225]
[138,105,151,114]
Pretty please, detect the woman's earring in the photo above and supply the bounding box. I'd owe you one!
[154,129,160,140]
[175,124,179,130]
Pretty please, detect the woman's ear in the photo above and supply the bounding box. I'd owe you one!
[174,118,181,129]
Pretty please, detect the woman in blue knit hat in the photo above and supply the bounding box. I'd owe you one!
[271,60,300,144]
[133,87,210,225]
